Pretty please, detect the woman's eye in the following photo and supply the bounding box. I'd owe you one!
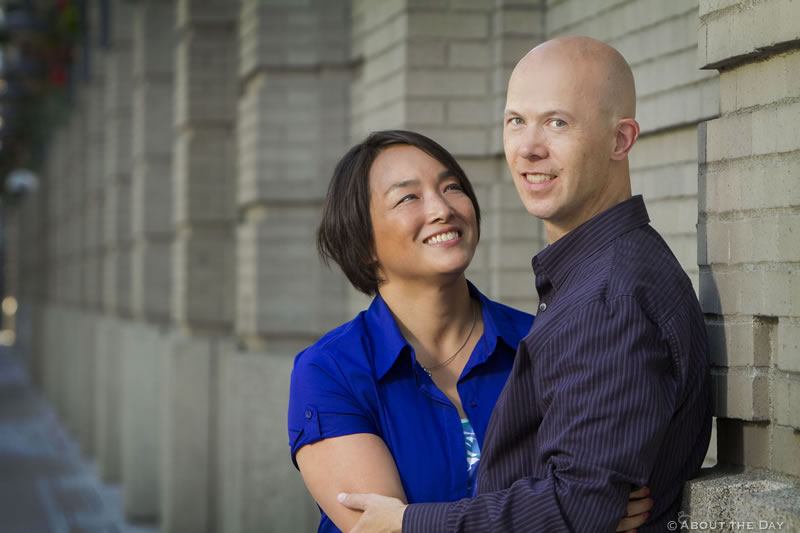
[444,183,463,193]
[396,194,417,205]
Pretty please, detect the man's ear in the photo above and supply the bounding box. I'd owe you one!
[611,118,639,160]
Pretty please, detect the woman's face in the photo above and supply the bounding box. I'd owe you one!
[368,144,478,287]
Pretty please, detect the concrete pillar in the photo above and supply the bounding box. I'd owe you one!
[688,0,800,526]
[84,40,107,313]
[162,1,237,530]
[78,10,108,469]
[102,3,134,320]
[225,1,352,530]
[95,0,136,485]
[119,0,177,521]
[62,99,95,456]
[41,129,67,411]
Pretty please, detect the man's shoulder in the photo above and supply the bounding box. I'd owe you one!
[604,224,696,319]
[558,224,694,318]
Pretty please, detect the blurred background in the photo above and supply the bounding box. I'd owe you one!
[0,0,797,531]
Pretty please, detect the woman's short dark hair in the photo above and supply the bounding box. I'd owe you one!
[317,130,481,296]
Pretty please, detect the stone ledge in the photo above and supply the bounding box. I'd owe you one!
[681,466,800,531]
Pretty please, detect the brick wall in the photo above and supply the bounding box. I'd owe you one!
[698,0,800,477]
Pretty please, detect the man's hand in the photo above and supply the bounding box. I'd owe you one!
[338,492,407,533]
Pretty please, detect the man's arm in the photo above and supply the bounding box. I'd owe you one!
[398,296,676,532]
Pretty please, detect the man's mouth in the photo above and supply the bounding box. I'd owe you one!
[424,231,461,244]
[524,173,556,184]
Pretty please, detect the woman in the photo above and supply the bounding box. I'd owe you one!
[287,130,651,532]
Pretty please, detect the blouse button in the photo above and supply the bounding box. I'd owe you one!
[304,409,313,419]
[539,302,547,312]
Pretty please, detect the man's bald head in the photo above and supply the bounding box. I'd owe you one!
[503,36,640,242]
[512,36,636,121]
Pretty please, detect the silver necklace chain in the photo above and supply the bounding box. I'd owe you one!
[419,302,477,377]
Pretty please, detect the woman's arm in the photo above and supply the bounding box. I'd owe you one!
[296,433,407,533]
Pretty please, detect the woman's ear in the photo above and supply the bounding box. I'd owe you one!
[611,118,640,160]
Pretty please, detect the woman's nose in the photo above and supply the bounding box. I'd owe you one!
[426,193,454,222]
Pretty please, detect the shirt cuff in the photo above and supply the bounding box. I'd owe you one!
[402,502,453,533]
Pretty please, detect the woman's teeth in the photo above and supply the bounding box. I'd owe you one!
[425,231,459,244]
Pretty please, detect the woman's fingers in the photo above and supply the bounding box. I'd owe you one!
[617,512,647,532]
[626,497,654,517]
[628,486,650,499]
[616,496,654,531]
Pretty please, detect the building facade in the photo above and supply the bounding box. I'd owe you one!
[8,0,799,531]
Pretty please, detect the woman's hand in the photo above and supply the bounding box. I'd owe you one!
[616,486,653,532]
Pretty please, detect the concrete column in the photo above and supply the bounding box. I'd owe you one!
[62,97,95,456]
[103,3,134,319]
[163,1,237,531]
[95,0,136,486]
[225,1,352,530]
[12,168,45,379]
[119,0,177,522]
[688,0,800,526]
[41,129,67,411]
[76,18,107,470]
[84,44,107,313]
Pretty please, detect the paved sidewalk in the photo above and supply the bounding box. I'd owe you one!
[0,348,158,533]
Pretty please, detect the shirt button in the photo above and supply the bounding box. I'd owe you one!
[539,302,547,312]
[470,401,478,408]
[304,409,313,419]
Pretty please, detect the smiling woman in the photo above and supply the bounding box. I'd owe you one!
[288,130,534,533]
[316,130,481,297]
[368,144,479,288]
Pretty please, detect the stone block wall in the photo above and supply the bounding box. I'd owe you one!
[698,0,800,477]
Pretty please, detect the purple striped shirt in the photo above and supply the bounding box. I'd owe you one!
[404,195,712,532]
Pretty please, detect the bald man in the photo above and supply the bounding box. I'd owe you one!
[340,37,712,532]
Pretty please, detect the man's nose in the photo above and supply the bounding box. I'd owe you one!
[519,128,548,159]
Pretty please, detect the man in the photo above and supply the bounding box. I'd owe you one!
[339,36,712,532]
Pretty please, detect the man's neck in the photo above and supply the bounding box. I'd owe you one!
[545,191,633,244]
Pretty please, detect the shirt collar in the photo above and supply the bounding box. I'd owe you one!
[367,281,516,380]
[468,280,521,355]
[533,195,651,290]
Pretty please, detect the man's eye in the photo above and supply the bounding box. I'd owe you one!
[444,183,463,192]
[551,119,567,128]
[509,117,524,125]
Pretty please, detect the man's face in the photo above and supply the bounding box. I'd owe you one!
[503,55,618,240]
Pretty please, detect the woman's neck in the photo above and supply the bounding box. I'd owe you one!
[379,276,475,365]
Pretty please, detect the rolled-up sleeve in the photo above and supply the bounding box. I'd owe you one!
[404,296,678,532]
[288,348,377,467]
